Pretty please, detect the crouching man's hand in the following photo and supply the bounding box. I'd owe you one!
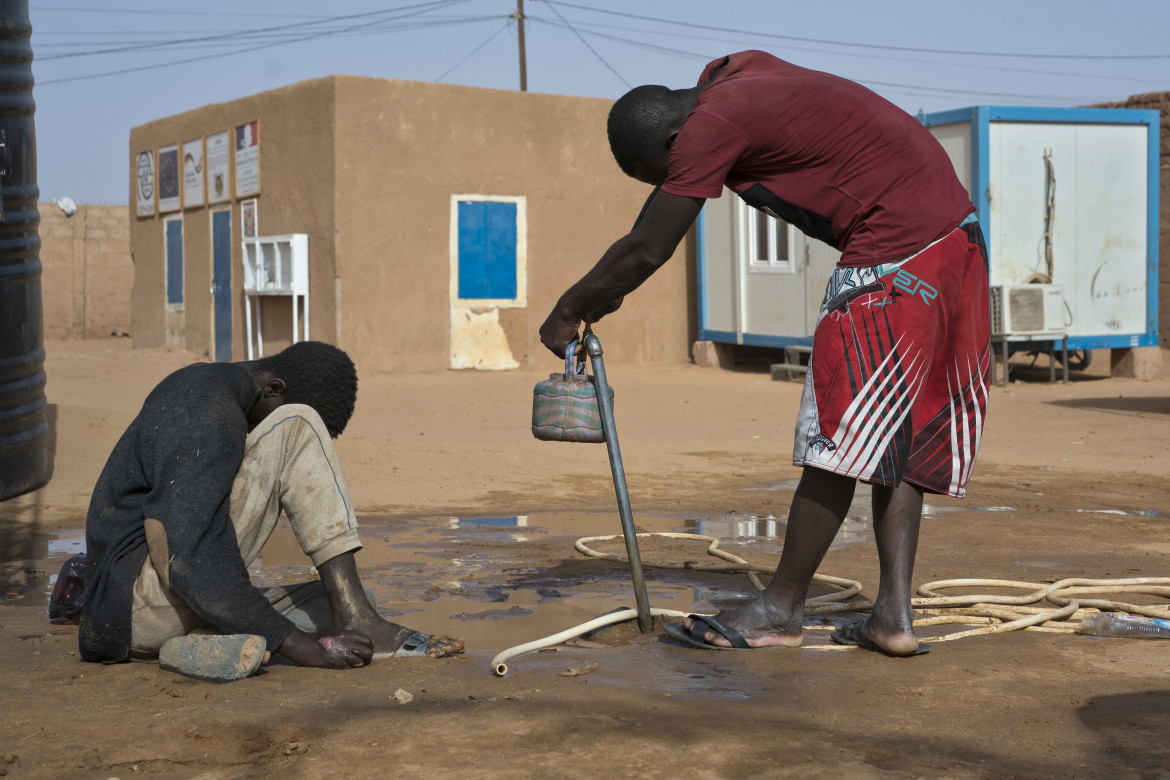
[277,627,373,669]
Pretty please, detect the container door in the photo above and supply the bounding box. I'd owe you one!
[697,194,737,341]
[211,209,232,361]
[699,189,832,345]
[735,199,804,342]
[989,121,1149,342]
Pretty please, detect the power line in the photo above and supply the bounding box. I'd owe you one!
[528,17,707,63]
[34,15,505,54]
[38,0,479,86]
[31,0,1159,106]
[434,20,511,82]
[547,1,1170,61]
[38,0,471,61]
[36,30,266,36]
[526,13,1170,87]
[541,0,628,88]
[858,79,1096,103]
[35,6,332,18]
[34,14,494,39]
[528,18,1108,103]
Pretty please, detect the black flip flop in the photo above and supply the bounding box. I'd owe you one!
[829,619,930,656]
[663,614,781,651]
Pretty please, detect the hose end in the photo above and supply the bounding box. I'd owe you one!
[493,663,508,677]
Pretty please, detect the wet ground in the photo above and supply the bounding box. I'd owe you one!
[5,466,1170,779]
[7,486,1170,666]
[3,491,1027,658]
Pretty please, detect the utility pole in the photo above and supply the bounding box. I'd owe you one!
[515,0,527,92]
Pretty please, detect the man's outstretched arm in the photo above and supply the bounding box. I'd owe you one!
[539,189,705,357]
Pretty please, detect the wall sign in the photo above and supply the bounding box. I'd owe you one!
[207,130,230,204]
[182,137,205,207]
[235,120,260,197]
[136,150,154,217]
[158,144,180,213]
[241,198,257,239]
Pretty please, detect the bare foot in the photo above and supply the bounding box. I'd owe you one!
[344,616,465,659]
[315,552,465,658]
[830,617,925,657]
[683,597,804,649]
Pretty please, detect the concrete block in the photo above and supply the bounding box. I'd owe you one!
[770,363,807,382]
[1109,346,1163,379]
[692,340,734,369]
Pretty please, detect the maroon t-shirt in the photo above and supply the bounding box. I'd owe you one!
[662,51,974,267]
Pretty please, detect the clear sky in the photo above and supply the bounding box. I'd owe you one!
[28,0,1170,205]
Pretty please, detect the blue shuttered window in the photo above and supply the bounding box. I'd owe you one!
[457,200,518,301]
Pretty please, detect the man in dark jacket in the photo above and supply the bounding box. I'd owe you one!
[81,340,463,675]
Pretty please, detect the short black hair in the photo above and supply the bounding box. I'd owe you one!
[607,85,676,178]
[258,341,357,438]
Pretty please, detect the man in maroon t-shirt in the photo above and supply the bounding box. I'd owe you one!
[540,51,990,657]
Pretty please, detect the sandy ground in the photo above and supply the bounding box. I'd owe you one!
[2,338,1170,779]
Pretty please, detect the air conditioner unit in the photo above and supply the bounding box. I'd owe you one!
[990,284,1066,338]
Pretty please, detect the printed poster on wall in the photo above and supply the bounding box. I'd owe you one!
[182,138,205,207]
[234,120,259,197]
[135,150,154,217]
[241,198,257,239]
[157,145,180,213]
[207,130,231,203]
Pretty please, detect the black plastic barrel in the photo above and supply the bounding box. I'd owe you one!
[0,0,44,501]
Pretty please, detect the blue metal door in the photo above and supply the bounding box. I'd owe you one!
[457,200,517,300]
[211,209,232,361]
[165,219,183,305]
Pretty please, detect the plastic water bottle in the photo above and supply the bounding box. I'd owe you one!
[1079,612,1170,638]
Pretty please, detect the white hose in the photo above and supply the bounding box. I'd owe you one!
[490,607,691,677]
[576,532,862,600]
[491,533,864,675]
[487,533,1170,676]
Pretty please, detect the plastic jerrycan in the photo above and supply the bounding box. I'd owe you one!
[531,340,614,443]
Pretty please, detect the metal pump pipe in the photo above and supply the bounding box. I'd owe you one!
[582,329,654,634]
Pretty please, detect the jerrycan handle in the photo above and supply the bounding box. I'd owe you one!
[564,340,587,377]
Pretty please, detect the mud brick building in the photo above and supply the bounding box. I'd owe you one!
[128,77,693,374]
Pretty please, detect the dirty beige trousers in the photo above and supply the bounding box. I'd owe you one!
[129,403,362,657]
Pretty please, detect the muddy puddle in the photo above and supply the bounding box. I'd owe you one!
[248,509,826,654]
[0,525,85,615]
[0,492,997,656]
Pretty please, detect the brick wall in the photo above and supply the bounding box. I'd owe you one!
[38,202,133,339]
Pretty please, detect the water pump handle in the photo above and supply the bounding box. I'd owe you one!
[564,341,586,376]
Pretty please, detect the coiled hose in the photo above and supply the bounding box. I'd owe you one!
[488,532,1170,676]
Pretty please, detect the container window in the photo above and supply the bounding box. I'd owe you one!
[737,199,795,274]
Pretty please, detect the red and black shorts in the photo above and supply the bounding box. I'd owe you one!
[793,216,990,497]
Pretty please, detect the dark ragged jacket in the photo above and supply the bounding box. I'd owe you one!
[80,362,295,662]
